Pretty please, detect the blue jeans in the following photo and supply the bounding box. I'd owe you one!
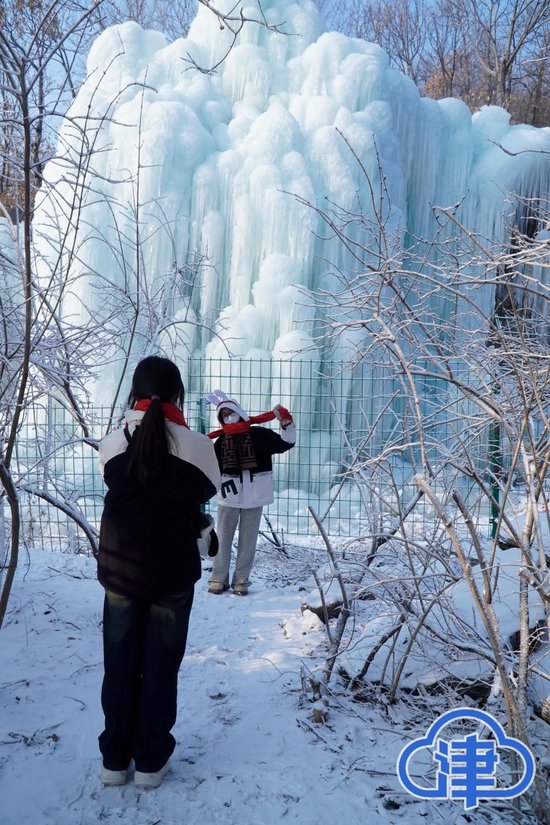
[99,586,194,773]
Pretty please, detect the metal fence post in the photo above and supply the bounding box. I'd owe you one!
[198,396,207,435]
[488,421,501,539]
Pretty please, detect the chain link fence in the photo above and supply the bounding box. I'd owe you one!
[9,358,499,554]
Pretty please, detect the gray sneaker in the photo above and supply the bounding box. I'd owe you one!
[208,582,228,594]
[134,762,170,789]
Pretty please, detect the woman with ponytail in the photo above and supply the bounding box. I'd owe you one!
[97,356,220,789]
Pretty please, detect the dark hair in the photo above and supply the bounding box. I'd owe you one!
[126,356,184,484]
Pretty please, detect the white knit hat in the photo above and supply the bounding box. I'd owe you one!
[206,389,249,423]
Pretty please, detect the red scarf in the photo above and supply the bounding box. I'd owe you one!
[207,410,275,439]
[134,399,189,427]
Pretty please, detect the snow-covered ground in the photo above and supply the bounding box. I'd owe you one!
[0,541,545,824]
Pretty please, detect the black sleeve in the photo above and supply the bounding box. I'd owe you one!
[262,427,295,456]
[183,461,217,503]
[214,436,223,468]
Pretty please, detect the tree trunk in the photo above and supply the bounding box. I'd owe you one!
[0,464,20,630]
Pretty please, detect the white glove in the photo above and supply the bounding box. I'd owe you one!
[197,513,219,558]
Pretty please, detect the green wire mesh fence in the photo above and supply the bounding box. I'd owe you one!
[6,357,502,555]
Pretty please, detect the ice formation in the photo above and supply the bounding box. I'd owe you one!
[31,0,550,528]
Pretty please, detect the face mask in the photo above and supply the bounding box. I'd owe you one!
[222,412,241,425]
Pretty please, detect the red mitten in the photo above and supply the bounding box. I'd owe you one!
[273,404,293,427]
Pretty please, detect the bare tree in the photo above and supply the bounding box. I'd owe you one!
[322,0,550,125]
[296,137,549,818]
[99,0,197,40]
[511,25,550,126]
[332,0,428,85]
[422,0,474,100]
[0,1,107,217]
[0,2,107,628]
[456,0,550,110]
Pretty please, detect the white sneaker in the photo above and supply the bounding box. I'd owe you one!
[101,766,128,786]
[134,762,170,789]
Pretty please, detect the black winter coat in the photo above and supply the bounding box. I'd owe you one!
[213,424,296,509]
[97,411,220,600]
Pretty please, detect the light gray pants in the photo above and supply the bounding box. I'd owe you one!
[210,505,263,588]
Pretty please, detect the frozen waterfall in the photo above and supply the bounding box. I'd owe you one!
[31,0,550,530]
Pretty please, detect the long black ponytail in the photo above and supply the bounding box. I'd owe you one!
[126,356,184,485]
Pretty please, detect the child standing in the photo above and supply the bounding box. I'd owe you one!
[206,390,296,595]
